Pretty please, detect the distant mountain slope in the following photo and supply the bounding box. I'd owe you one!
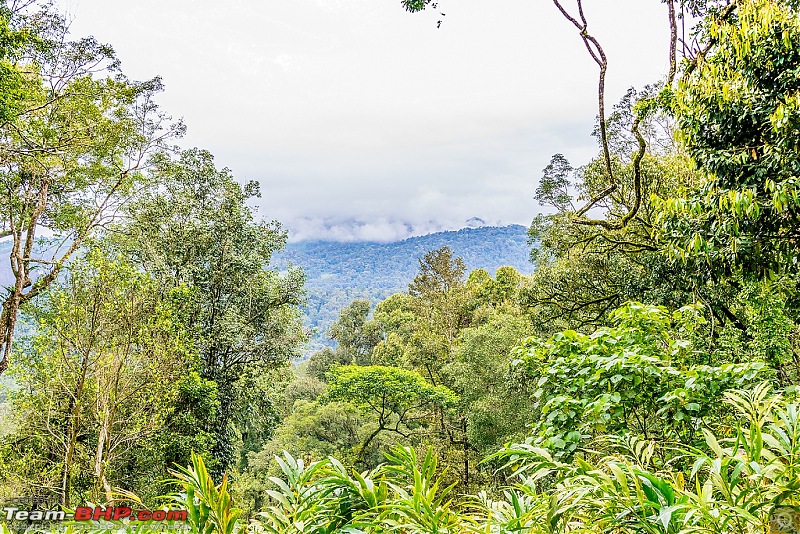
[274,225,534,353]
[0,225,535,355]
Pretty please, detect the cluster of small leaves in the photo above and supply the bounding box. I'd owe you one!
[400,0,443,13]
[400,0,445,27]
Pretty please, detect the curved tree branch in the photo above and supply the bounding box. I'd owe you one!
[552,1,652,231]
[553,0,615,194]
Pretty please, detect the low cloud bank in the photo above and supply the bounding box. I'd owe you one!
[284,216,503,243]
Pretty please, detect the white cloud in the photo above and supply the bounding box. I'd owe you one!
[56,0,671,241]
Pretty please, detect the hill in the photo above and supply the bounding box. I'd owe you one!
[0,225,535,354]
[274,225,534,353]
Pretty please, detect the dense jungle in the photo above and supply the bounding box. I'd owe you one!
[2,0,800,533]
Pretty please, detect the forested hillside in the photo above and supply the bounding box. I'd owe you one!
[274,225,532,352]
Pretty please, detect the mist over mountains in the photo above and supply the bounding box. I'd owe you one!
[274,224,533,353]
[281,215,508,243]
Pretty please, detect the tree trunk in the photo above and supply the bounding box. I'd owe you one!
[95,412,113,503]
[462,418,469,489]
[60,346,93,506]
[0,292,21,375]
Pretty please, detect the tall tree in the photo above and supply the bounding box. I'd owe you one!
[114,148,305,473]
[407,246,468,368]
[0,1,181,374]
[3,249,187,505]
[328,300,382,366]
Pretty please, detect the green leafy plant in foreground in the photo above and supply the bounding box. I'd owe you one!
[513,302,768,457]
[241,382,800,533]
[170,452,243,534]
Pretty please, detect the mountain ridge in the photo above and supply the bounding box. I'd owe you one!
[274,224,534,353]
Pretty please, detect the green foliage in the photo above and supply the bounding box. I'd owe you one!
[234,400,369,518]
[115,147,306,474]
[526,149,698,335]
[661,0,800,279]
[306,347,350,382]
[401,0,430,13]
[536,154,575,212]
[0,0,182,373]
[171,452,243,534]
[271,258,533,487]
[492,383,800,534]
[169,382,800,534]
[515,302,768,457]
[2,249,190,504]
[251,446,462,534]
[443,312,535,454]
[253,451,357,534]
[0,2,34,123]
[408,246,465,299]
[161,372,219,475]
[327,365,457,413]
[198,381,800,533]
[328,300,383,366]
[283,376,327,408]
[255,400,366,466]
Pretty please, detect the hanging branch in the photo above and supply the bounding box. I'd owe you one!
[668,0,677,85]
[552,0,616,210]
[552,0,649,231]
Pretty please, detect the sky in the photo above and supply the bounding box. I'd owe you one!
[55,0,672,242]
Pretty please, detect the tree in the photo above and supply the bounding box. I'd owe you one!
[535,153,575,212]
[306,347,350,382]
[325,365,457,460]
[408,246,465,300]
[404,247,470,383]
[3,249,187,505]
[443,311,533,454]
[0,1,182,374]
[113,148,305,474]
[328,299,382,366]
[523,94,700,335]
[660,0,800,282]
[307,299,384,379]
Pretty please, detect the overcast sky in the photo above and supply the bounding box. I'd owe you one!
[56,0,671,242]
